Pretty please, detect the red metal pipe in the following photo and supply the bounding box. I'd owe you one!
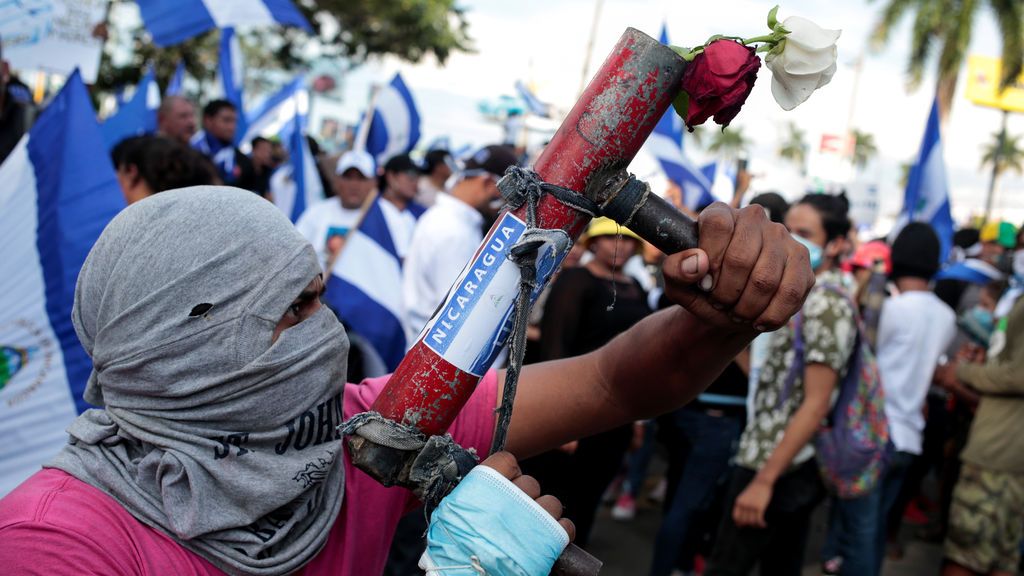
[370,27,686,437]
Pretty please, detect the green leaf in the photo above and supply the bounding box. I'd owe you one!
[769,38,787,57]
[767,5,780,29]
[672,91,690,123]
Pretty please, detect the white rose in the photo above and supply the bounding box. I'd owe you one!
[765,16,841,111]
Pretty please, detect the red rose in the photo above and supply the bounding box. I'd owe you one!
[681,40,761,130]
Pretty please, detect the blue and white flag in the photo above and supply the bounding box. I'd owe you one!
[515,80,550,118]
[243,76,322,222]
[136,0,312,47]
[935,258,1004,284]
[100,68,161,149]
[166,59,186,96]
[894,97,954,261]
[0,70,125,496]
[219,27,248,145]
[703,160,738,205]
[365,73,421,165]
[644,24,715,211]
[325,198,411,370]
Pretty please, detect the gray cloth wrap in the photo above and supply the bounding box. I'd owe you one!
[48,186,349,576]
[340,412,478,509]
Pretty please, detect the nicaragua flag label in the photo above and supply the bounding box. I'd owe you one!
[422,212,567,376]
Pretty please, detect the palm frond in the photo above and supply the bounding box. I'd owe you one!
[988,0,1024,90]
[870,0,918,50]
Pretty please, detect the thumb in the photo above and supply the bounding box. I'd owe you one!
[664,249,710,286]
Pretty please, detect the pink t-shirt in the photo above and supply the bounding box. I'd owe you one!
[0,372,498,576]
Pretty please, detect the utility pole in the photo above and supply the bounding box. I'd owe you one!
[577,0,605,99]
[983,109,1009,223]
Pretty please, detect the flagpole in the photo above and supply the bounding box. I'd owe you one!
[353,84,381,152]
[324,189,378,277]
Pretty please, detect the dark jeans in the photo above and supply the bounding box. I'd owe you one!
[649,408,743,576]
[625,420,657,498]
[705,459,825,576]
[876,450,914,571]
[821,448,915,576]
[821,486,883,576]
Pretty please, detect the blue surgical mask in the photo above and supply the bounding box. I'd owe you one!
[791,233,823,270]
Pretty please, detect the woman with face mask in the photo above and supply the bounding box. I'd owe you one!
[707,192,862,576]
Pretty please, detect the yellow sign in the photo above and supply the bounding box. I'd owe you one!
[965,56,1024,113]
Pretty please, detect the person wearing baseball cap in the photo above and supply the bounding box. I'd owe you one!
[377,153,428,259]
[295,150,376,271]
[402,145,519,341]
[417,149,454,207]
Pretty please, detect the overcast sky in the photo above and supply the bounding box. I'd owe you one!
[331,0,1024,227]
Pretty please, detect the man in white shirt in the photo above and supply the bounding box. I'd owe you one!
[377,154,428,259]
[874,222,956,572]
[402,145,518,344]
[295,150,375,270]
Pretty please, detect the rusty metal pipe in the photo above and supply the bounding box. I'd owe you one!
[349,28,690,575]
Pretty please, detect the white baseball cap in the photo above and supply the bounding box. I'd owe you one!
[335,150,376,177]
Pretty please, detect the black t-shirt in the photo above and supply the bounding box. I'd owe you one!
[539,266,651,360]
[656,290,749,416]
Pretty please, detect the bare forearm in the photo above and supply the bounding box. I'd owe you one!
[503,307,753,458]
[755,399,827,485]
[596,306,754,419]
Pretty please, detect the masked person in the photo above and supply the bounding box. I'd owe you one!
[0,186,813,576]
[707,193,858,576]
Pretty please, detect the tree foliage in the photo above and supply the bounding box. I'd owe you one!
[96,0,473,93]
[777,122,808,168]
[981,131,1024,177]
[852,129,878,169]
[869,0,1023,122]
[708,127,749,159]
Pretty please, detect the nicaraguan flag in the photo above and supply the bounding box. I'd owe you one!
[166,59,186,96]
[136,0,312,47]
[894,97,954,261]
[100,68,161,149]
[703,161,738,205]
[219,27,248,145]
[325,198,412,370]
[0,71,125,496]
[643,24,715,211]
[243,76,322,221]
[936,258,1004,284]
[365,73,421,165]
[515,80,550,117]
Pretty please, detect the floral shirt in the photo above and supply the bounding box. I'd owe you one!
[736,269,857,471]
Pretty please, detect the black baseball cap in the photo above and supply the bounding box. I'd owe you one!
[382,153,427,175]
[463,145,518,178]
[424,149,453,173]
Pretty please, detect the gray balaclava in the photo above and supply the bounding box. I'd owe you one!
[49,186,349,575]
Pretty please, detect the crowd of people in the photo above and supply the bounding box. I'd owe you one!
[1,55,1022,576]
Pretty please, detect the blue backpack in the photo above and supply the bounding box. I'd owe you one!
[781,284,890,498]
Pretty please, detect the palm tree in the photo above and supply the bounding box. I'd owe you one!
[707,127,749,161]
[778,122,808,170]
[686,125,707,150]
[980,130,1024,217]
[852,130,879,169]
[981,131,1024,177]
[869,0,1023,123]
